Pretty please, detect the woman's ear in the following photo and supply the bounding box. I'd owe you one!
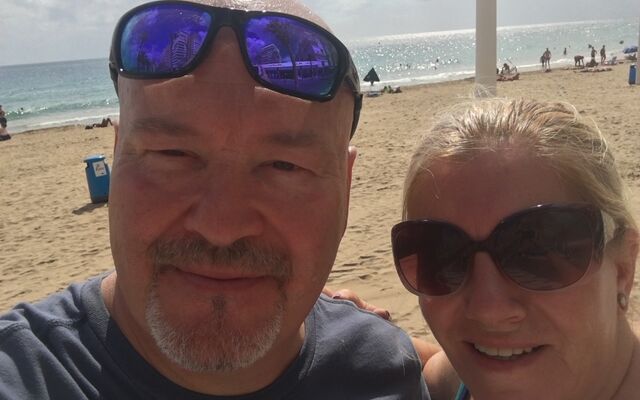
[614,228,639,296]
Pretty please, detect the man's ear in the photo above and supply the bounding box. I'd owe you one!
[346,146,357,185]
[113,121,119,158]
[346,146,357,203]
[339,146,358,238]
[615,228,639,296]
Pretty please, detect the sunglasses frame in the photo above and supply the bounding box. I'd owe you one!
[391,203,606,296]
[108,0,363,136]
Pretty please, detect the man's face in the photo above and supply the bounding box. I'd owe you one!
[107,2,356,374]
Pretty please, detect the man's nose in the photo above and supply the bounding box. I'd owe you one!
[462,253,527,331]
[183,166,266,247]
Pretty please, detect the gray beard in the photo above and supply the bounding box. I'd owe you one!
[145,286,284,372]
[144,236,291,372]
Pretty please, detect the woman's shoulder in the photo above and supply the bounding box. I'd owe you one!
[423,350,462,400]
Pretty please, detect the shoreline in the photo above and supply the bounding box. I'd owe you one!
[1,61,639,341]
[7,110,120,135]
[10,58,632,135]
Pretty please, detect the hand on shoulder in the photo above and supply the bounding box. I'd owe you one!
[322,287,392,320]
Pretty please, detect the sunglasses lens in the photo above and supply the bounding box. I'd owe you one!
[120,4,212,74]
[245,16,342,97]
[393,222,470,296]
[493,208,597,290]
[393,206,600,296]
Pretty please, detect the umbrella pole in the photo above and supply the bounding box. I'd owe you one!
[475,0,497,96]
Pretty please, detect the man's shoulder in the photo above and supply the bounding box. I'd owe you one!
[315,294,409,332]
[0,276,102,350]
[295,295,428,399]
[313,294,419,356]
[0,276,108,398]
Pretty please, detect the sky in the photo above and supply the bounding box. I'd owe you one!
[1,0,638,66]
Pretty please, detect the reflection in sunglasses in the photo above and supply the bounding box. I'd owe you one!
[246,17,339,94]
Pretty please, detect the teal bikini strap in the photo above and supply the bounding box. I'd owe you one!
[454,383,470,400]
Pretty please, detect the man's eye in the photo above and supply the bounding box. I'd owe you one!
[155,149,187,157]
[272,161,298,171]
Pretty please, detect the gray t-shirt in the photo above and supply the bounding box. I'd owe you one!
[0,275,429,399]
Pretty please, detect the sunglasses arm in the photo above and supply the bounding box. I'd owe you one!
[109,62,119,95]
[350,94,363,139]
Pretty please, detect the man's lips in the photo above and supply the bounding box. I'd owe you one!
[167,266,273,292]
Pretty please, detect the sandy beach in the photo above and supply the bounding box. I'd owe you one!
[1,63,639,343]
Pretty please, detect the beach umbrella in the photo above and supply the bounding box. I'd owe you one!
[623,45,638,54]
[363,67,380,86]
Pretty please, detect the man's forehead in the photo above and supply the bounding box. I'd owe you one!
[185,0,329,30]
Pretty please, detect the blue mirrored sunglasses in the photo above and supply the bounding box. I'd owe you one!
[109,1,362,137]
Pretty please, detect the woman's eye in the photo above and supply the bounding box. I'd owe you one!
[272,161,298,171]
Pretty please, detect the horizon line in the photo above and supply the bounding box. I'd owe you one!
[1,17,636,68]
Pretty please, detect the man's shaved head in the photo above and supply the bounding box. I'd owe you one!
[184,0,330,30]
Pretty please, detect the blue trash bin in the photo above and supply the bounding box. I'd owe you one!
[629,64,637,85]
[84,154,110,203]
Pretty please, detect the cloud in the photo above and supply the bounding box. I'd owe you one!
[303,0,370,14]
[3,0,146,65]
[302,0,476,40]
[2,0,638,66]
[302,0,638,42]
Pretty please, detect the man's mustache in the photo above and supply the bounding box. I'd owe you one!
[149,236,292,281]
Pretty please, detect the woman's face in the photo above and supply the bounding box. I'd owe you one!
[407,149,631,400]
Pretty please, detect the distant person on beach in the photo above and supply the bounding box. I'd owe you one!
[0,105,6,127]
[0,105,11,141]
[591,46,598,63]
[601,45,607,64]
[542,48,551,70]
[392,98,640,400]
[0,1,431,399]
[84,117,113,129]
[497,63,520,81]
[563,47,567,56]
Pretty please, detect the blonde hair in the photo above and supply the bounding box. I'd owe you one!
[403,98,636,233]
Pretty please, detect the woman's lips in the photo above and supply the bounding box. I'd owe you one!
[473,343,539,359]
[463,341,547,369]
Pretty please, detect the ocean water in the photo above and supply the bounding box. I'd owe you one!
[0,59,120,133]
[350,18,638,87]
[1,19,637,133]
